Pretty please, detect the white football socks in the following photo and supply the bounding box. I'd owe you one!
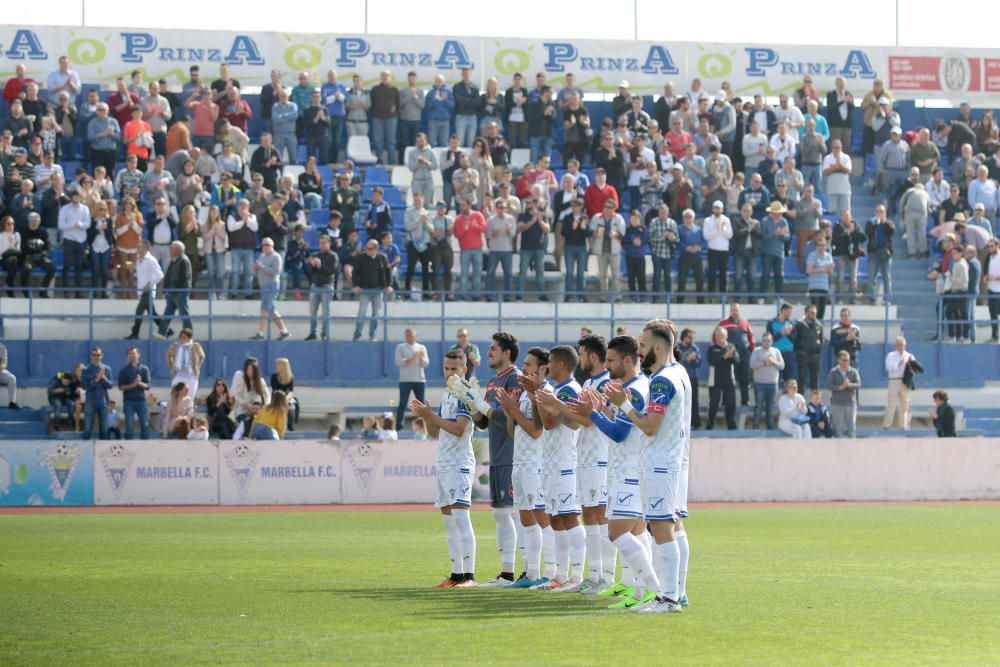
[613,533,660,595]
[567,524,586,581]
[514,512,526,572]
[442,514,461,575]
[676,530,689,600]
[599,523,617,584]
[554,529,570,583]
[542,525,556,579]
[524,523,543,581]
[452,509,476,576]
[656,539,681,602]
[584,524,603,583]
[491,507,517,573]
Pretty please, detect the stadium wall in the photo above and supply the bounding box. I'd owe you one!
[2,439,999,507]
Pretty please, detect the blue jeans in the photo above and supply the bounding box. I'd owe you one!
[83,401,109,439]
[307,133,329,164]
[90,250,110,290]
[230,248,255,298]
[371,116,398,164]
[752,383,777,429]
[518,248,546,295]
[274,132,297,165]
[868,253,892,302]
[529,135,553,163]
[460,248,483,298]
[651,255,672,295]
[399,119,420,160]
[328,117,343,163]
[123,399,149,440]
[205,251,226,293]
[396,381,426,432]
[251,423,279,440]
[62,239,86,291]
[159,292,192,335]
[732,252,756,296]
[304,193,323,210]
[455,115,477,147]
[802,164,822,193]
[354,290,384,338]
[428,119,450,147]
[49,396,75,424]
[309,284,335,338]
[564,245,587,298]
[968,296,978,342]
[759,254,784,296]
[486,250,513,297]
[778,348,798,385]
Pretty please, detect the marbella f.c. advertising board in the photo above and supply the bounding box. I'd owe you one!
[1,24,996,100]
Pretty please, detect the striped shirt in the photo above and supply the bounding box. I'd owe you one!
[879,140,909,171]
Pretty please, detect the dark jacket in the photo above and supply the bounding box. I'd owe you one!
[250,145,283,191]
[807,402,834,438]
[257,207,290,252]
[730,216,762,255]
[352,251,391,289]
[708,343,739,388]
[526,98,555,138]
[865,219,895,256]
[933,402,956,437]
[902,356,924,391]
[794,318,824,355]
[163,253,192,290]
[824,90,854,128]
[86,217,116,250]
[830,322,862,360]
[452,82,480,116]
[307,249,339,287]
[832,222,867,260]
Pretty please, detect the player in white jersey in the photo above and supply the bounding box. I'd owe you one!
[605,319,686,614]
[495,347,554,589]
[409,348,478,588]
[570,334,663,610]
[530,345,586,591]
[573,333,616,592]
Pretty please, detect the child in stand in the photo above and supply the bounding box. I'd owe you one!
[360,416,378,440]
[377,413,398,440]
[380,231,401,295]
[107,400,122,439]
[806,389,833,439]
[412,417,428,440]
[327,423,342,441]
[285,224,310,299]
[188,416,210,440]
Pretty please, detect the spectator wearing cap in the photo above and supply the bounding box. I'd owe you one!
[250,237,291,340]
[612,80,632,121]
[588,198,626,297]
[666,164,694,220]
[703,200,733,295]
[871,96,900,161]
[861,79,892,157]
[761,201,790,298]
[969,202,995,236]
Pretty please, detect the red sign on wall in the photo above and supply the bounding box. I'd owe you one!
[889,55,981,94]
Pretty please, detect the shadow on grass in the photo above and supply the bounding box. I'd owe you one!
[290,586,613,619]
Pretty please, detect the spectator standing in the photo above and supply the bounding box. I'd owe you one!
[805,237,834,319]
[731,203,762,297]
[125,241,163,339]
[370,70,400,165]
[588,199,626,298]
[883,337,922,430]
[394,328,429,429]
[486,203,515,299]
[82,347,113,439]
[899,182,931,259]
[516,198,550,300]
[320,70,347,162]
[271,89,298,165]
[561,199,590,302]
[117,346,151,440]
[793,304,824,394]
[304,234,339,341]
[397,71,425,158]
[227,199,257,300]
[767,302,798,385]
[526,86,555,163]
[352,238,393,341]
[346,74,370,140]
[799,120,826,192]
[304,89,331,164]
[831,213,866,299]
[504,73,528,148]
[865,205,895,304]
[647,204,678,298]
[450,329,481,381]
[777,380,811,439]
[156,242,192,339]
[0,343,20,409]
[454,199,487,300]
[749,333,784,431]
[166,328,204,399]
[406,133,437,204]
[759,201,789,298]
[827,351,861,438]
[706,326,738,430]
[249,238,291,341]
[429,202,454,297]
[719,301,755,407]
[403,192,434,299]
[822,139,853,214]
[622,208,649,301]
[830,308,863,365]
[826,77,855,151]
[453,68,480,149]
[703,201,732,295]
[676,209,705,303]
[678,328,702,430]
[58,187,90,298]
[965,244,982,343]
[929,390,956,438]
[426,75,455,148]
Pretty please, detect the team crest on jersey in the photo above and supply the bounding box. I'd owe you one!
[39,443,81,501]
[225,444,260,498]
[345,443,382,499]
[99,444,136,500]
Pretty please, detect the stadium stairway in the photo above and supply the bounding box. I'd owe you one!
[959,406,1000,437]
[0,408,49,439]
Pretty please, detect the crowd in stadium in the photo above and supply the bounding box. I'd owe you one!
[1,59,999,342]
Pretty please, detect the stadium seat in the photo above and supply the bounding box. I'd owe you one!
[364,166,390,185]
[309,208,330,227]
[347,136,378,165]
[391,167,413,192]
[510,148,531,171]
[284,165,305,180]
[296,144,308,164]
[302,228,321,250]
[316,165,333,185]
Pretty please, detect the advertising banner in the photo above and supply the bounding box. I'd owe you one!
[340,440,438,504]
[2,24,998,100]
[0,441,94,506]
[218,441,341,505]
[93,441,218,505]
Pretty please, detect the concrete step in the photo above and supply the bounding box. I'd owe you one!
[0,421,49,436]
[0,408,45,421]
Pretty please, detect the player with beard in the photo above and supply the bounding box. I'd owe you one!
[495,347,555,588]
[447,332,523,587]
[604,319,688,614]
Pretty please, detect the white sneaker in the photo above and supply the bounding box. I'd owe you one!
[637,597,683,614]
[479,575,515,588]
[551,578,584,593]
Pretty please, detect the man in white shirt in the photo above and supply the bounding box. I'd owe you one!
[125,241,165,339]
[773,94,804,141]
[822,139,853,212]
[142,81,172,159]
[769,122,796,165]
[703,200,733,295]
[58,188,91,298]
[882,336,919,430]
[395,328,430,429]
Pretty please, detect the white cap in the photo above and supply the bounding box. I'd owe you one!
[715,91,727,102]
[890,126,902,135]
[975,202,986,210]
[619,80,629,88]
[878,96,890,104]
[712,200,724,209]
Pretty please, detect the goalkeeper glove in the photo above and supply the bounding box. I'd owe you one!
[446,375,491,415]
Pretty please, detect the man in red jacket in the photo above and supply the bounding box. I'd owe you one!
[454,199,488,300]
[108,77,141,129]
[3,64,34,106]
[583,168,620,218]
[718,301,756,406]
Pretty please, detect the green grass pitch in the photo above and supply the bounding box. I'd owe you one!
[1,504,998,665]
